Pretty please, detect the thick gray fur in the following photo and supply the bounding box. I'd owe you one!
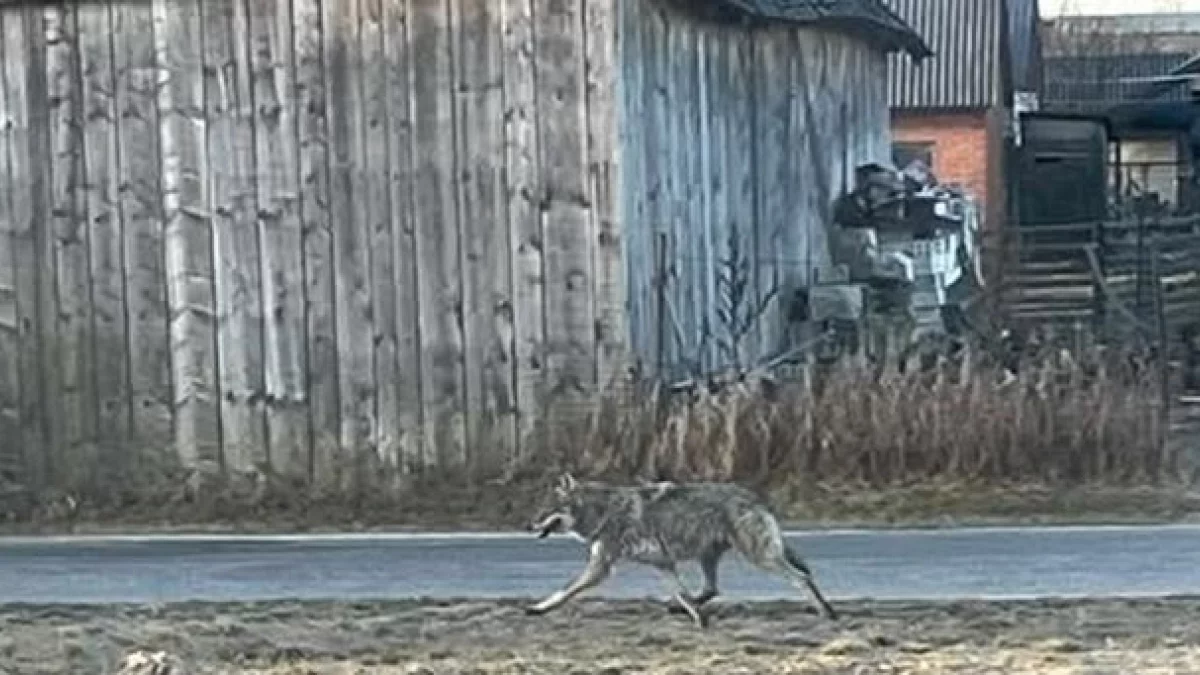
[524,473,839,628]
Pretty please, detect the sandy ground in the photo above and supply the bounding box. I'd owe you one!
[5,596,1200,674]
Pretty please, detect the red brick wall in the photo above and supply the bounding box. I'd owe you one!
[891,109,1010,289]
[891,110,991,206]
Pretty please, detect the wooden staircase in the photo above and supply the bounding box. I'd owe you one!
[1003,256,1098,327]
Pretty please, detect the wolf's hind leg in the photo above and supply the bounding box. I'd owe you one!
[732,510,839,620]
[525,544,613,616]
[655,565,708,628]
[771,544,838,621]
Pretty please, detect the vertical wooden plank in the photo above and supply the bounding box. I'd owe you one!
[874,51,891,163]
[861,45,889,168]
[585,0,624,390]
[616,0,648,369]
[675,18,698,374]
[25,6,61,486]
[114,0,173,471]
[851,43,866,171]
[830,32,851,209]
[384,0,423,474]
[203,0,266,476]
[663,12,683,376]
[357,0,399,476]
[3,9,46,488]
[693,25,711,372]
[0,12,20,483]
[643,5,667,375]
[153,0,220,470]
[777,30,806,312]
[45,3,97,485]
[815,32,845,274]
[248,0,310,478]
[685,21,705,371]
[294,0,340,486]
[79,1,132,473]
[706,26,730,370]
[456,0,514,477]
[728,25,756,365]
[411,0,465,471]
[502,0,545,468]
[826,32,845,270]
[536,0,597,442]
[323,0,375,485]
[752,29,787,363]
[789,29,815,285]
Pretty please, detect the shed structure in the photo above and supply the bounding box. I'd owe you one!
[620,0,929,380]
[0,0,925,495]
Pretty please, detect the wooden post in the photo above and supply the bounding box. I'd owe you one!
[1092,221,1107,338]
[1152,236,1171,480]
[1136,207,1146,321]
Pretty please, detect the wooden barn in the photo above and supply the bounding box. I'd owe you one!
[0,0,927,496]
[620,0,930,381]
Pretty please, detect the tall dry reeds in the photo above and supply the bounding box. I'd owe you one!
[551,343,1167,489]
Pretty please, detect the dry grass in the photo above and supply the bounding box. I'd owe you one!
[2,342,1193,534]
[11,597,1200,674]
[568,346,1168,488]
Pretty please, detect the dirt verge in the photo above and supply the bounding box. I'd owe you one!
[2,481,1199,536]
[7,596,1200,674]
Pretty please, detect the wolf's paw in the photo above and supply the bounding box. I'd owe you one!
[664,602,690,616]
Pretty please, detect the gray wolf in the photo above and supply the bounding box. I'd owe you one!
[524,473,838,627]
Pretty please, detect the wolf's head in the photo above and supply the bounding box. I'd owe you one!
[527,472,588,539]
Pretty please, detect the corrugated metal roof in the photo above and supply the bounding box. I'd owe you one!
[1044,13,1200,39]
[1044,52,1193,114]
[883,0,1007,110]
[705,0,932,58]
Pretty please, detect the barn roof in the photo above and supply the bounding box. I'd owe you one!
[883,0,1043,110]
[707,0,932,59]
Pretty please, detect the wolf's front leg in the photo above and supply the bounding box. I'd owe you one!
[525,542,613,616]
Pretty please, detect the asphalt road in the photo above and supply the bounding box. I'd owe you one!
[1,525,1199,605]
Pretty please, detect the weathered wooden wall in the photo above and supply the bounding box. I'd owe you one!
[618,0,891,379]
[0,0,622,492]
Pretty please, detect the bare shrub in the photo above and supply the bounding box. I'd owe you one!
[547,342,1166,490]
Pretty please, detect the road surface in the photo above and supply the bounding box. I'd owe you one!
[1,524,1199,605]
